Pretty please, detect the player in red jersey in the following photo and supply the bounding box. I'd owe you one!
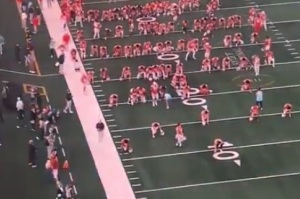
[211,57,220,70]
[250,32,259,44]
[151,122,165,138]
[87,71,94,84]
[213,138,224,153]
[185,39,197,61]
[175,123,187,147]
[121,138,133,153]
[282,103,292,118]
[151,82,159,107]
[223,35,232,48]
[249,104,260,121]
[263,36,272,52]
[201,108,210,126]
[241,79,252,92]
[109,94,118,107]
[265,50,275,67]
[81,72,90,92]
[222,57,231,71]
[120,66,131,81]
[90,45,99,57]
[100,67,110,82]
[199,84,212,95]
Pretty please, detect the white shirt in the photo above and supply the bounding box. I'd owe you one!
[256,90,263,101]
[21,12,27,20]
[16,100,24,110]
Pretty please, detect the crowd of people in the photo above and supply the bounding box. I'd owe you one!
[0,0,77,198]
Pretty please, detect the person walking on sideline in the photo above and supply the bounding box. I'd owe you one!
[28,140,37,168]
[49,38,56,58]
[255,87,263,110]
[96,120,105,142]
[63,90,73,113]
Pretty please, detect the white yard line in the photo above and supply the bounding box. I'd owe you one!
[123,138,300,161]
[102,83,300,107]
[112,110,300,133]
[135,171,300,193]
[83,38,300,62]
[96,59,300,83]
[85,19,300,41]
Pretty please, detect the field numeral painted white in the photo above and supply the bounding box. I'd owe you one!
[207,142,241,167]
[178,88,208,109]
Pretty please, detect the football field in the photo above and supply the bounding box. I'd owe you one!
[74,0,300,198]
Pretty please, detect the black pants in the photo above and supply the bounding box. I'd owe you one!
[15,53,21,63]
[28,155,36,165]
[0,109,3,123]
[50,48,55,57]
[256,101,263,108]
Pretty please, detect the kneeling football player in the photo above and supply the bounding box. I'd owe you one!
[121,138,133,153]
[214,138,224,153]
[282,103,292,118]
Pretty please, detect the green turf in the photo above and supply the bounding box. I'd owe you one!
[81,0,300,198]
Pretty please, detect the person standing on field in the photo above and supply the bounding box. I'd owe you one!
[63,90,73,113]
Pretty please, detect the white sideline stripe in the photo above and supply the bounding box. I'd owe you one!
[84,19,300,41]
[123,138,300,161]
[41,1,135,199]
[113,111,300,133]
[83,38,300,62]
[104,83,300,107]
[135,171,300,193]
[102,60,300,83]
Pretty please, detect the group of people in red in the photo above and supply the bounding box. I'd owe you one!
[59,0,288,152]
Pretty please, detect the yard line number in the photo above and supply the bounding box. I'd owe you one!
[179,88,208,107]
[208,142,241,167]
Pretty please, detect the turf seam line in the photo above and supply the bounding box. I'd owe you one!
[112,111,300,133]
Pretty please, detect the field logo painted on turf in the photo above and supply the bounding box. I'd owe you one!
[208,142,241,166]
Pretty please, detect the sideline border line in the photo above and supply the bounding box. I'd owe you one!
[40,0,136,198]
